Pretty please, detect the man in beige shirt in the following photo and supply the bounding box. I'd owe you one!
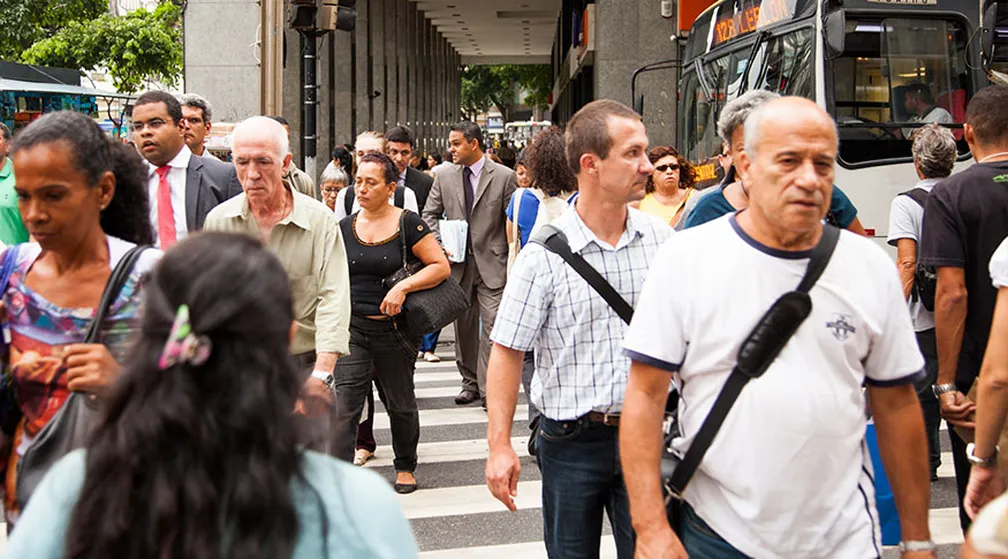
[204,116,350,447]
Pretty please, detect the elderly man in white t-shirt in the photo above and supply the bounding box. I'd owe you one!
[620,97,935,558]
[887,123,959,482]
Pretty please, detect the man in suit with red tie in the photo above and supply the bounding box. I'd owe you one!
[132,91,241,249]
[423,121,519,408]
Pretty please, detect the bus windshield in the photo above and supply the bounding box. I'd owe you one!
[832,16,972,165]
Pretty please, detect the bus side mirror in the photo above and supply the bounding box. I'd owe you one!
[982,0,1008,72]
[634,94,644,116]
[822,10,845,60]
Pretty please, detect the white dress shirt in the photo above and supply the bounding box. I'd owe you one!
[147,145,192,248]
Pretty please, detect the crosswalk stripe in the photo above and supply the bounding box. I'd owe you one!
[364,436,527,469]
[398,480,542,519]
[419,540,619,558]
[414,371,463,384]
[373,405,529,430]
[930,507,965,545]
[414,385,523,399]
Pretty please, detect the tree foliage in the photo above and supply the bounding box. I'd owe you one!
[0,0,107,60]
[461,64,553,122]
[22,2,183,94]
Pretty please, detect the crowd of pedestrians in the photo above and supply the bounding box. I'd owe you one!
[0,80,1007,559]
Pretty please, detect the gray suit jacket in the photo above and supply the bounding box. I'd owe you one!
[186,154,243,231]
[422,156,518,290]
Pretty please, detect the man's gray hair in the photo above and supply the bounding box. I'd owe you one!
[231,116,289,159]
[179,93,213,123]
[717,89,780,145]
[911,124,957,179]
[321,164,349,186]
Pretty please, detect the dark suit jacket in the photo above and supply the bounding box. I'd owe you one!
[422,157,518,290]
[185,154,243,231]
[405,166,434,211]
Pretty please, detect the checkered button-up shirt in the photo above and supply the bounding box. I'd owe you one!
[490,206,672,421]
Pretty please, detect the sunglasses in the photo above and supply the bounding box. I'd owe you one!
[654,163,680,172]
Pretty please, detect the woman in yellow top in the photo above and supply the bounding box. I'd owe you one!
[633,146,696,227]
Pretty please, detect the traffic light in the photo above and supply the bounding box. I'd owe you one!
[320,0,356,32]
[289,0,317,31]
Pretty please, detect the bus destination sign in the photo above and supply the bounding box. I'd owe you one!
[712,0,796,46]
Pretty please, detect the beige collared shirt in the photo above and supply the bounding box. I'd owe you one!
[203,188,351,356]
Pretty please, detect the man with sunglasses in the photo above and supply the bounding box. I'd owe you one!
[132,91,241,249]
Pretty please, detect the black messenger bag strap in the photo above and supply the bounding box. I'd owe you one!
[530,224,633,324]
[666,224,841,497]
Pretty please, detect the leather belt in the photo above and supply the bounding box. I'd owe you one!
[585,411,620,427]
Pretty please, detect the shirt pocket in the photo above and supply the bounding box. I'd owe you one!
[290,275,319,320]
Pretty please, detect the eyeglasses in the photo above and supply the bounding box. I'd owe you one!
[131,119,168,133]
[321,186,344,194]
[654,163,680,172]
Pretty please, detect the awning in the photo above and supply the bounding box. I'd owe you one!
[0,77,135,100]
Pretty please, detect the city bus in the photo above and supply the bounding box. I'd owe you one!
[676,0,989,245]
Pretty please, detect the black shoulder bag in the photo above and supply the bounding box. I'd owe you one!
[15,244,150,511]
[533,223,841,530]
[899,187,937,311]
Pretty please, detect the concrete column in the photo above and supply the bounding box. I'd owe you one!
[184,0,260,122]
[421,18,433,152]
[332,26,354,148]
[434,34,443,151]
[369,0,386,131]
[355,0,371,132]
[397,0,408,126]
[281,29,302,162]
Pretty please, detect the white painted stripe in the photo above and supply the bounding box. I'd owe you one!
[929,507,965,545]
[398,480,542,519]
[364,436,527,469]
[413,385,523,399]
[937,451,954,479]
[415,360,457,371]
[419,540,618,558]
[413,372,463,384]
[373,405,529,430]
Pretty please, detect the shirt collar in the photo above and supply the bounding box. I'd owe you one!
[565,202,644,253]
[915,178,941,190]
[148,144,192,176]
[467,155,486,177]
[398,168,408,184]
[221,184,312,231]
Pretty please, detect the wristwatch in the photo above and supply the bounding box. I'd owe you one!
[898,540,935,553]
[966,442,999,468]
[932,383,958,397]
[310,370,336,392]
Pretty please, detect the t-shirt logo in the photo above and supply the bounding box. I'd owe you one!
[826,314,856,341]
[993,174,1008,183]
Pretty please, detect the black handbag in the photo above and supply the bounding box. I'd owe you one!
[15,244,150,511]
[383,213,469,335]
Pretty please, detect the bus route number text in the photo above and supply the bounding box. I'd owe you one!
[712,0,792,46]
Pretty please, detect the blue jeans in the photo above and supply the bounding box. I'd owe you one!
[419,329,441,353]
[536,416,634,558]
[679,502,749,558]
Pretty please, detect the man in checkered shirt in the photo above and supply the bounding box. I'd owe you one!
[484,99,672,558]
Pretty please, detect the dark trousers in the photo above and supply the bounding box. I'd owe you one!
[679,503,748,558]
[419,329,441,353]
[455,259,503,397]
[951,344,984,532]
[355,369,385,453]
[915,329,941,474]
[536,416,635,559]
[332,316,420,472]
[293,351,329,452]
[521,351,540,425]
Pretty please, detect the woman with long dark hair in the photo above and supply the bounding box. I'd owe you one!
[5,232,418,558]
[0,111,158,524]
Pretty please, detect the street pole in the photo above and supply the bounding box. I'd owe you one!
[299,31,318,179]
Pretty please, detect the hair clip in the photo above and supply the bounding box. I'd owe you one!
[157,304,212,370]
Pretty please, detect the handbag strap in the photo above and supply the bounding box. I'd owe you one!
[531,224,634,324]
[511,188,525,254]
[667,224,841,496]
[397,211,409,271]
[82,244,150,344]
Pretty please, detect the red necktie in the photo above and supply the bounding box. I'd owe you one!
[156,166,177,249]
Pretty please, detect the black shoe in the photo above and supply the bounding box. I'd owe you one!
[455,389,480,405]
[930,469,939,482]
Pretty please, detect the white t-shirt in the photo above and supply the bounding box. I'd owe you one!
[624,214,925,559]
[886,179,938,332]
[902,106,953,137]
[332,186,418,220]
[990,236,1008,288]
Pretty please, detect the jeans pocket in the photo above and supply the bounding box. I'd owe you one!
[538,418,581,442]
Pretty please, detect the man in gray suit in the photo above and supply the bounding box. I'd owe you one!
[423,121,518,408]
[132,91,241,249]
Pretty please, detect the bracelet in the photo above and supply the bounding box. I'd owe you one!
[310,370,336,392]
[898,540,935,552]
[967,442,1000,468]
[932,383,958,397]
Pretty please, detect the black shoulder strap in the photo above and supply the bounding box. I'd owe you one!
[530,224,634,324]
[83,245,150,343]
[900,187,929,209]
[667,225,841,496]
[344,188,356,214]
[395,187,406,208]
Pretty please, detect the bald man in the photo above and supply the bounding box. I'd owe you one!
[203,116,351,451]
[620,98,934,558]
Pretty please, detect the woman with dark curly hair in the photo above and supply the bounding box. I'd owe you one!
[5,232,418,558]
[0,111,159,524]
[505,127,577,254]
[633,145,696,227]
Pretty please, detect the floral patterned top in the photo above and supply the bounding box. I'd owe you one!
[1,236,159,523]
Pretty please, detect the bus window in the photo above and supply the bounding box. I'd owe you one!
[758,28,814,98]
[832,17,971,166]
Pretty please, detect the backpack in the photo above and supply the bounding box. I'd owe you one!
[507,189,576,275]
[344,186,406,215]
[901,187,937,312]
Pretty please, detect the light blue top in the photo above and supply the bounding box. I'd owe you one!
[5,449,418,559]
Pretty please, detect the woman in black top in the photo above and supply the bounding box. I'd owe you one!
[333,152,450,493]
